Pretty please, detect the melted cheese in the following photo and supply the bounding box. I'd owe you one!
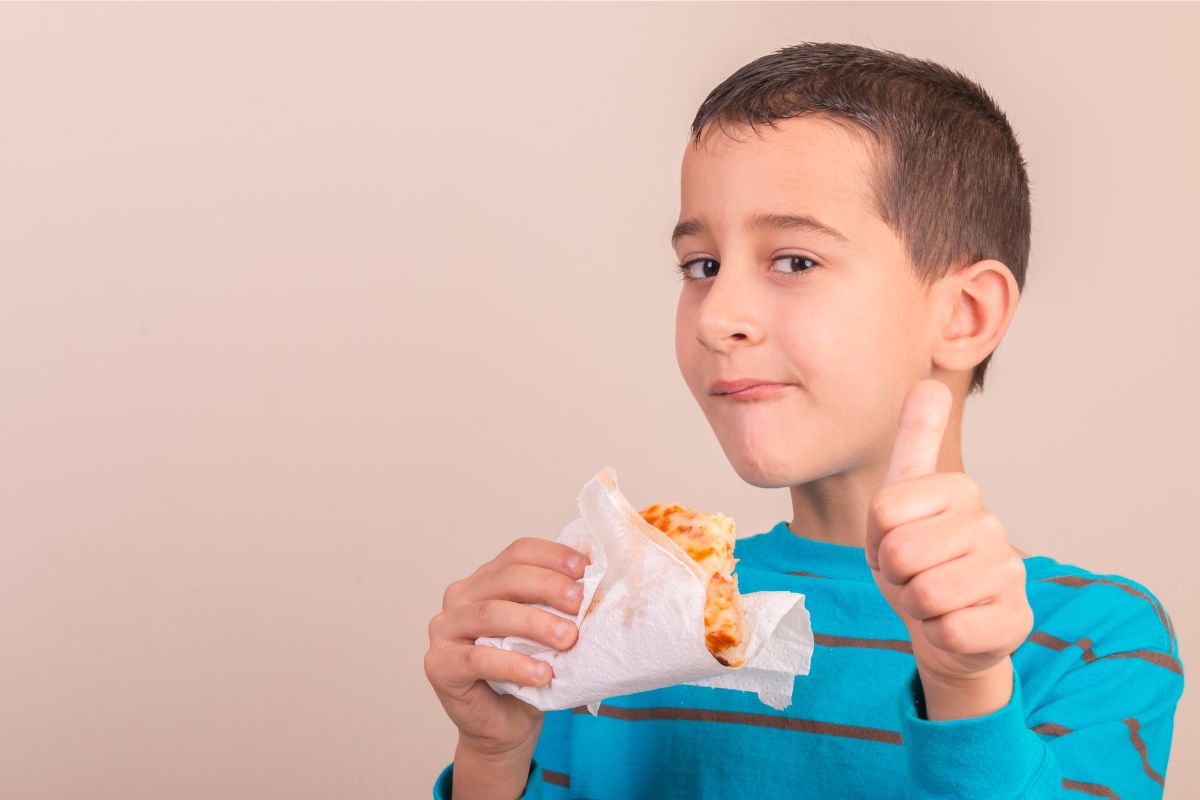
[639,502,747,667]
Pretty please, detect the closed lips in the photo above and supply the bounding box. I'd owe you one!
[710,378,787,395]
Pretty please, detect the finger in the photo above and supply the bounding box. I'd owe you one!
[866,473,966,570]
[883,378,952,487]
[427,642,554,693]
[445,537,591,610]
[430,598,579,651]
[898,551,1004,621]
[919,597,1029,658]
[454,563,586,616]
[874,512,976,586]
[872,472,979,532]
[496,537,591,579]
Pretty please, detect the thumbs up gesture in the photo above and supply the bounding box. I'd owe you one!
[866,379,1034,691]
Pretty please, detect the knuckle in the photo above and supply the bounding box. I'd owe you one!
[909,575,940,616]
[427,611,443,643]
[1003,553,1026,583]
[460,642,494,681]
[423,648,439,682]
[980,510,1004,537]
[514,536,547,561]
[512,655,536,684]
[521,605,543,636]
[475,598,501,628]
[500,655,518,683]
[493,561,518,587]
[1020,604,1036,636]
[930,614,965,651]
[952,471,978,497]
[945,618,968,651]
[501,537,527,560]
[442,580,462,610]
[869,491,895,528]
[463,644,487,676]
[495,563,519,595]
[879,534,910,576]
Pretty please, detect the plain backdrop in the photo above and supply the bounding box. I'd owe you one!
[1,2,1195,798]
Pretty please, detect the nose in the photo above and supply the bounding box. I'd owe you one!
[694,264,764,353]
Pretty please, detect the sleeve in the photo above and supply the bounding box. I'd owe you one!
[896,640,1184,798]
[431,707,575,799]
[432,757,541,799]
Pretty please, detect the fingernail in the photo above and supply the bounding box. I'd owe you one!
[554,620,570,640]
[565,583,582,601]
[567,554,583,571]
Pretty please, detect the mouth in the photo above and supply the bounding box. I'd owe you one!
[713,382,793,400]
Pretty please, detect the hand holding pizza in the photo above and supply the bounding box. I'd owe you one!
[424,537,589,793]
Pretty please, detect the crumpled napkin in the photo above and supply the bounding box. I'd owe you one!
[476,467,814,715]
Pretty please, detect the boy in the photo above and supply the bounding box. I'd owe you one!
[424,42,1184,798]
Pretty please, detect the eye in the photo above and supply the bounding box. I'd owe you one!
[674,254,821,281]
[676,258,719,280]
[773,255,820,275]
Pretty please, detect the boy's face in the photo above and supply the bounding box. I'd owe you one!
[673,116,945,489]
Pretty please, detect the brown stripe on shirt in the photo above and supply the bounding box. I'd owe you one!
[572,704,903,745]
[541,769,570,787]
[1027,632,1183,674]
[1036,574,1176,650]
[814,633,914,654]
[1123,717,1166,786]
[1061,777,1120,798]
[1031,722,1073,736]
[1027,631,1098,662]
[1100,649,1183,674]
[785,570,828,579]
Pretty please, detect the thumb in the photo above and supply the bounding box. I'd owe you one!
[883,378,952,487]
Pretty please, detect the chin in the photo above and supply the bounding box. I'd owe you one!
[717,433,808,489]
[731,462,797,489]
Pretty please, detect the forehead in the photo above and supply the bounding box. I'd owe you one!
[678,116,882,244]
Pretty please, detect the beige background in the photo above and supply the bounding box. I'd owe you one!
[0,2,1195,798]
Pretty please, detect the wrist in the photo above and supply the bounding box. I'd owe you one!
[451,736,536,800]
[916,657,1013,721]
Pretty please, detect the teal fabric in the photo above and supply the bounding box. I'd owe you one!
[435,522,1184,798]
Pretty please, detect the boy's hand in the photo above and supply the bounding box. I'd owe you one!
[424,537,589,770]
[865,379,1034,693]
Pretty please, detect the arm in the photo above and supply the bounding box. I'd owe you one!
[898,646,1184,799]
[425,538,590,799]
[865,382,1184,796]
[432,739,539,800]
[433,708,575,799]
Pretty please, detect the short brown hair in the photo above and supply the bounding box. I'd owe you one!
[689,42,1031,395]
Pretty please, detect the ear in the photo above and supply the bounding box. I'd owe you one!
[931,259,1020,374]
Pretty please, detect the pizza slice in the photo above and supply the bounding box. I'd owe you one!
[638,502,748,667]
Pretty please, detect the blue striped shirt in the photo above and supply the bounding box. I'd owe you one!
[434,521,1184,798]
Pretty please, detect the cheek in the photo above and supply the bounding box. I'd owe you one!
[674,296,704,393]
[776,301,900,434]
[778,303,873,386]
[782,290,910,388]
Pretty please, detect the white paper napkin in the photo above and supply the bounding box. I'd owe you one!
[476,467,814,715]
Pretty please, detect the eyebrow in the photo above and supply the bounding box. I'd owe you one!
[670,211,851,248]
